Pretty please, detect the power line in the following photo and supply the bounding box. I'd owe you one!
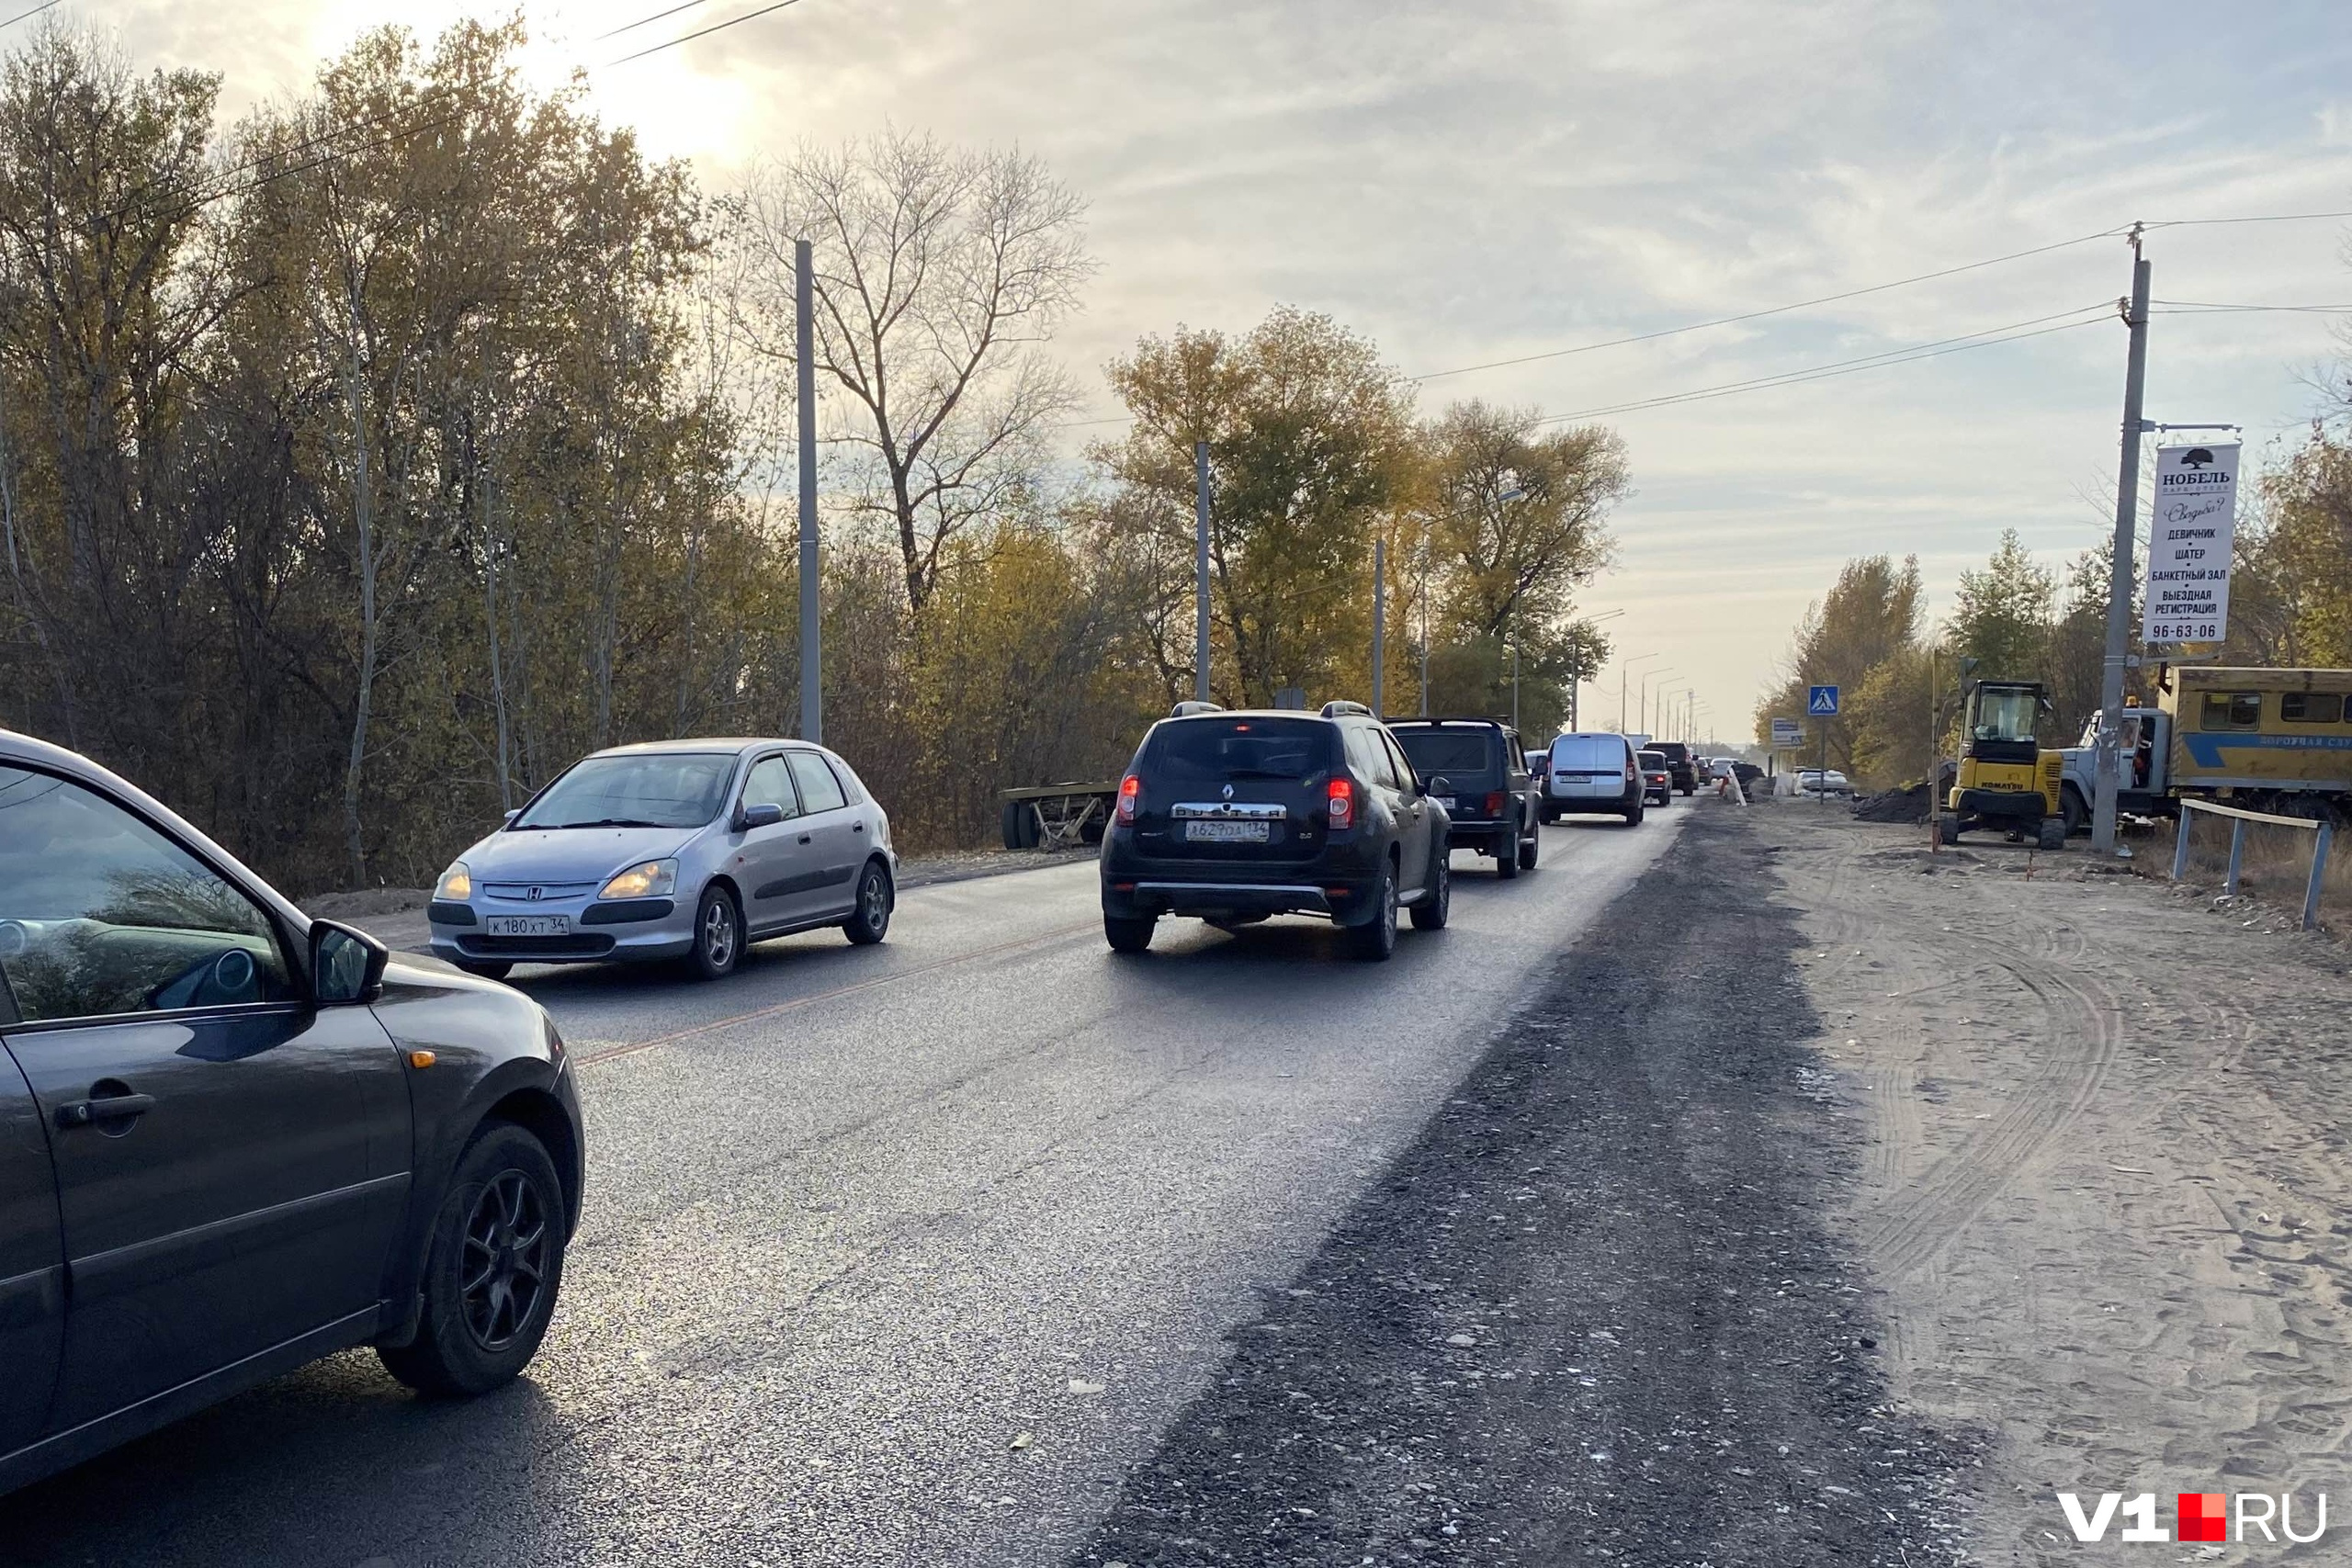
[0,0,62,31]
[610,0,806,65]
[2151,299,2352,314]
[2143,209,2352,230]
[1529,305,2116,425]
[1407,225,2127,383]
[597,0,716,40]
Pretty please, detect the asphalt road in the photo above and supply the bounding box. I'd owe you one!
[0,807,1686,1568]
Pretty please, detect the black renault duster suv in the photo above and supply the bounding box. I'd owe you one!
[1385,717,1540,879]
[1099,702,1453,961]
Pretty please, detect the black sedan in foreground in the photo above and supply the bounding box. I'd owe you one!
[1,728,584,1495]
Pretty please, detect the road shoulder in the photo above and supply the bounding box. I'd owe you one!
[1762,810,2352,1564]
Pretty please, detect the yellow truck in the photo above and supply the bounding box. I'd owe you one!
[2058,666,2352,829]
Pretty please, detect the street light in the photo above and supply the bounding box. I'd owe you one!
[1620,651,1665,732]
[1572,608,1625,731]
[1639,668,1679,738]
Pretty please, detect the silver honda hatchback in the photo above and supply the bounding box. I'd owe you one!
[426,739,896,981]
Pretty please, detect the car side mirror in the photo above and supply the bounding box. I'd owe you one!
[1428,775,1452,795]
[311,919,388,1005]
[739,802,786,830]
[502,808,521,826]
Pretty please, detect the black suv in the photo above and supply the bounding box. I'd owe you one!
[1649,739,1700,795]
[1385,717,1540,879]
[1100,702,1453,961]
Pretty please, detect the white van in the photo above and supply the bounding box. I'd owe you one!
[1543,732,1645,826]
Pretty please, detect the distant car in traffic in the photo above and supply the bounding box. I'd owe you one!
[1647,740,1700,795]
[0,728,585,1495]
[1098,701,1452,960]
[1541,732,1645,826]
[428,739,896,982]
[1387,717,1541,878]
[1796,768,1854,798]
[1636,750,1673,807]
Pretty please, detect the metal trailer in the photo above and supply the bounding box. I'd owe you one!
[999,781,1119,852]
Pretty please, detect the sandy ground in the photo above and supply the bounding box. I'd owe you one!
[1758,803,2352,1562]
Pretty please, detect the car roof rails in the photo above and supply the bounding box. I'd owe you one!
[1319,700,1372,718]
[1170,700,1226,717]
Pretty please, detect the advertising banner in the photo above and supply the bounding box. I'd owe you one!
[2143,442,2239,647]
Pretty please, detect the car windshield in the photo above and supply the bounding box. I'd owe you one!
[1145,718,1334,783]
[1391,729,1495,776]
[1638,751,1668,770]
[513,751,735,829]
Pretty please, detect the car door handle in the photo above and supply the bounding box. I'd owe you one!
[56,1093,156,1129]
[797,833,812,844]
[852,822,865,833]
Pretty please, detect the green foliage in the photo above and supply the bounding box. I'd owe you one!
[1946,529,2055,691]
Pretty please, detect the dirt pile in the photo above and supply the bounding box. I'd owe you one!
[1851,783,1931,823]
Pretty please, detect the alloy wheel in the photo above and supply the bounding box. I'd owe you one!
[703,896,737,969]
[459,1170,549,1351]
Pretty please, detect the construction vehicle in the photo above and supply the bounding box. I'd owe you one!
[2057,666,2352,829]
[1936,677,2064,850]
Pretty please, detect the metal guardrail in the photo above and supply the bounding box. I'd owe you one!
[2169,798,2336,930]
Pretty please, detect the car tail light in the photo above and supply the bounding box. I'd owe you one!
[1485,791,1505,816]
[1327,775,1355,829]
[1624,761,1637,783]
[1116,773,1140,824]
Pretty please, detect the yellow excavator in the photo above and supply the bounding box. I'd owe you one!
[1935,677,2065,851]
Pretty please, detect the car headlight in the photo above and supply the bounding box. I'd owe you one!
[435,862,472,901]
[599,859,678,900]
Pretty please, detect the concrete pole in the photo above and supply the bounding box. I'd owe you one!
[796,239,820,745]
[1372,536,1386,715]
[1194,443,1211,703]
[2092,235,2152,854]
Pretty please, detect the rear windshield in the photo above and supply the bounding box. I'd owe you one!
[1638,751,1668,768]
[1390,728,1497,776]
[1142,717,1337,783]
[1550,735,1624,771]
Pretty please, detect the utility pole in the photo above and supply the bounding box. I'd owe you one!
[1372,537,1386,714]
[1510,642,1520,734]
[1418,538,1430,717]
[796,240,820,745]
[2092,229,2152,854]
[1194,443,1212,703]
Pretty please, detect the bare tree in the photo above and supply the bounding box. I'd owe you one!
[736,130,1092,614]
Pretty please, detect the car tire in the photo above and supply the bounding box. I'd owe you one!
[1410,847,1450,929]
[2061,786,2088,838]
[1623,800,1645,826]
[842,860,892,944]
[1103,912,1156,953]
[2037,818,2065,852]
[1347,861,1399,961]
[1000,800,1024,851]
[687,884,741,980]
[1935,812,1963,846]
[1518,829,1539,871]
[1495,823,1520,879]
[378,1122,567,1398]
[456,961,513,982]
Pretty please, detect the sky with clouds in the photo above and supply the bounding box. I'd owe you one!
[94,0,2352,739]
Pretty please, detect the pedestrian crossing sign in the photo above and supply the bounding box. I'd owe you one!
[1808,684,1839,716]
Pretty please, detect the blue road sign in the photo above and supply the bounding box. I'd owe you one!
[1808,684,1840,716]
